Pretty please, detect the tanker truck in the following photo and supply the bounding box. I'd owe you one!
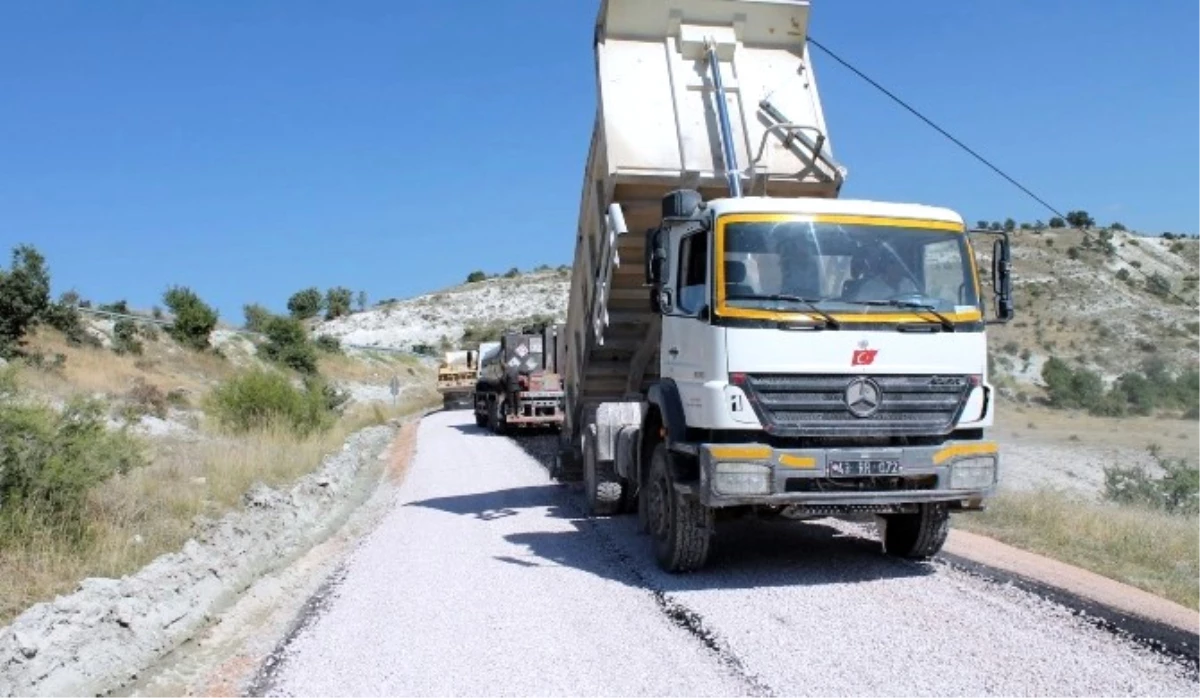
[473,324,567,433]
[436,349,478,410]
[554,0,1015,572]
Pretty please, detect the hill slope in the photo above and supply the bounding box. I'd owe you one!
[317,269,571,351]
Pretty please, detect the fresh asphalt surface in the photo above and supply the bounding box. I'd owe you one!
[258,410,1197,697]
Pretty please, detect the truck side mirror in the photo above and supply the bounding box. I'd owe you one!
[992,237,1014,321]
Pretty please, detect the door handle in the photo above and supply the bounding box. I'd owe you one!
[668,347,680,357]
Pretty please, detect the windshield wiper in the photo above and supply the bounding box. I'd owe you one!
[726,294,841,329]
[844,299,956,331]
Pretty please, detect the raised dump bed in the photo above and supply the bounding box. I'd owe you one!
[563,0,845,436]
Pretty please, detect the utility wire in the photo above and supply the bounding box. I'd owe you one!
[806,35,1198,310]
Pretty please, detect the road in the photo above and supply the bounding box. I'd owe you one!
[257,410,1196,697]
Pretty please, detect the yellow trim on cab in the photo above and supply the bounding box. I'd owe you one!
[779,454,817,469]
[710,445,772,460]
[713,213,983,324]
[932,442,998,466]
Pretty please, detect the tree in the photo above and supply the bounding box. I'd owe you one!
[163,286,218,351]
[1065,210,1094,228]
[325,287,353,320]
[356,290,368,312]
[503,267,521,279]
[466,271,487,283]
[989,221,1002,231]
[1110,222,1127,231]
[0,245,52,358]
[1003,218,1016,232]
[243,303,274,333]
[1019,222,1032,230]
[1048,217,1066,228]
[260,316,318,374]
[287,287,323,320]
[975,220,989,230]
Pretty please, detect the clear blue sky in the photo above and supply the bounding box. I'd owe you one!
[1,0,1196,321]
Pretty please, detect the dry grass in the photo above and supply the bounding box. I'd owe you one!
[20,327,236,402]
[0,381,437,625]
[955,489,1200,610]
[318,350,426,384]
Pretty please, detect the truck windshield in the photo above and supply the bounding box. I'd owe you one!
[718,217,979,316]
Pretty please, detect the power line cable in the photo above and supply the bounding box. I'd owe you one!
[806,35,1198,310]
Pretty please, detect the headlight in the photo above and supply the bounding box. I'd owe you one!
[713,462,772,495]
[949,456,996,490]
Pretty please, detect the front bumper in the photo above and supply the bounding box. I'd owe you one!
[693,440,999,510]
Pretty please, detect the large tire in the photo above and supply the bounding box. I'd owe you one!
[583,432,622,516]
[643,443,712,572]
[474,410,487,428]
[487,398,505,435]
[882,503,950,559]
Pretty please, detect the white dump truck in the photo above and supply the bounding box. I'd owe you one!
[554,0,1015,572]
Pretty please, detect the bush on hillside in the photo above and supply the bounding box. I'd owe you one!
[324,287,353,320]
[0,372,145,534]
[356,290,368,312]
[1104,448,1199,516]
[1110,222,1127,231]
[112,319,144,356]
[287,287,324,320]
[1145,273,1172,298]
[203,368,338,436]
[503,267,520,279]
[243,303,274,333]
[42,292,101,348]
[261,316,318,374]
[1048,217,1065,228]
[0,245,51,358]
[1042,356,1198,418]
[466,271,487,283]
[314,334,342,354]
[1065,210,1094,228]
[163,286,218,351]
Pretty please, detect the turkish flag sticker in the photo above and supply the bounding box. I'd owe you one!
[851,349,878,366]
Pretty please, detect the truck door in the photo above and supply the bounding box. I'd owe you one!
[663,227,713,423]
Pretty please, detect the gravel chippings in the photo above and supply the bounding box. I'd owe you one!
[261,411,1197,698]
[0,425,398,698]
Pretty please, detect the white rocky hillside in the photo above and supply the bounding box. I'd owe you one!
[317,269,570,350]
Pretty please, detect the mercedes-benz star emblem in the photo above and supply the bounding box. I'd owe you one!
[844,378,882,418]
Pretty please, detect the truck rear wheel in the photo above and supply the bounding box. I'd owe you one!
[487,398,505,435]
[644,443,711,572]
[474,409,487,428]
[881,503,949,559]
[583,432,622,516]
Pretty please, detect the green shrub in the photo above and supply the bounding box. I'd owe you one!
[503,267,520,279]
[243,303,274,333]
[120,378,168,421]
[287,287,324,320]
[1104,449,1199,516]
[466,271,487,283]
[1145,273,1172,298]
[314,334,342,354]
[203,368,337,436]
[0,245,51,358]
[112,319,144,356]
[325,287,353,320]
[261,316,318,374]
[41,294,100,348]
[163,286,218,351]
[0,382,144,534]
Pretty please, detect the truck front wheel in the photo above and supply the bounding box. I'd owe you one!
[644,443,712,572]
[881,503,949,560]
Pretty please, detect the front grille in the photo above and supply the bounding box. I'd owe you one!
[738,373,972,438]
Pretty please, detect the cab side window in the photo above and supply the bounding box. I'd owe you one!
[676,231,709,315]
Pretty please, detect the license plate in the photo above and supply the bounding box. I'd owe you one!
[827,459,902,476]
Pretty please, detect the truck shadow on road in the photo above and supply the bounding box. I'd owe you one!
[406,480,934,593]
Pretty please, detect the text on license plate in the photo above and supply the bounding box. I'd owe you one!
[827,459,902,476]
